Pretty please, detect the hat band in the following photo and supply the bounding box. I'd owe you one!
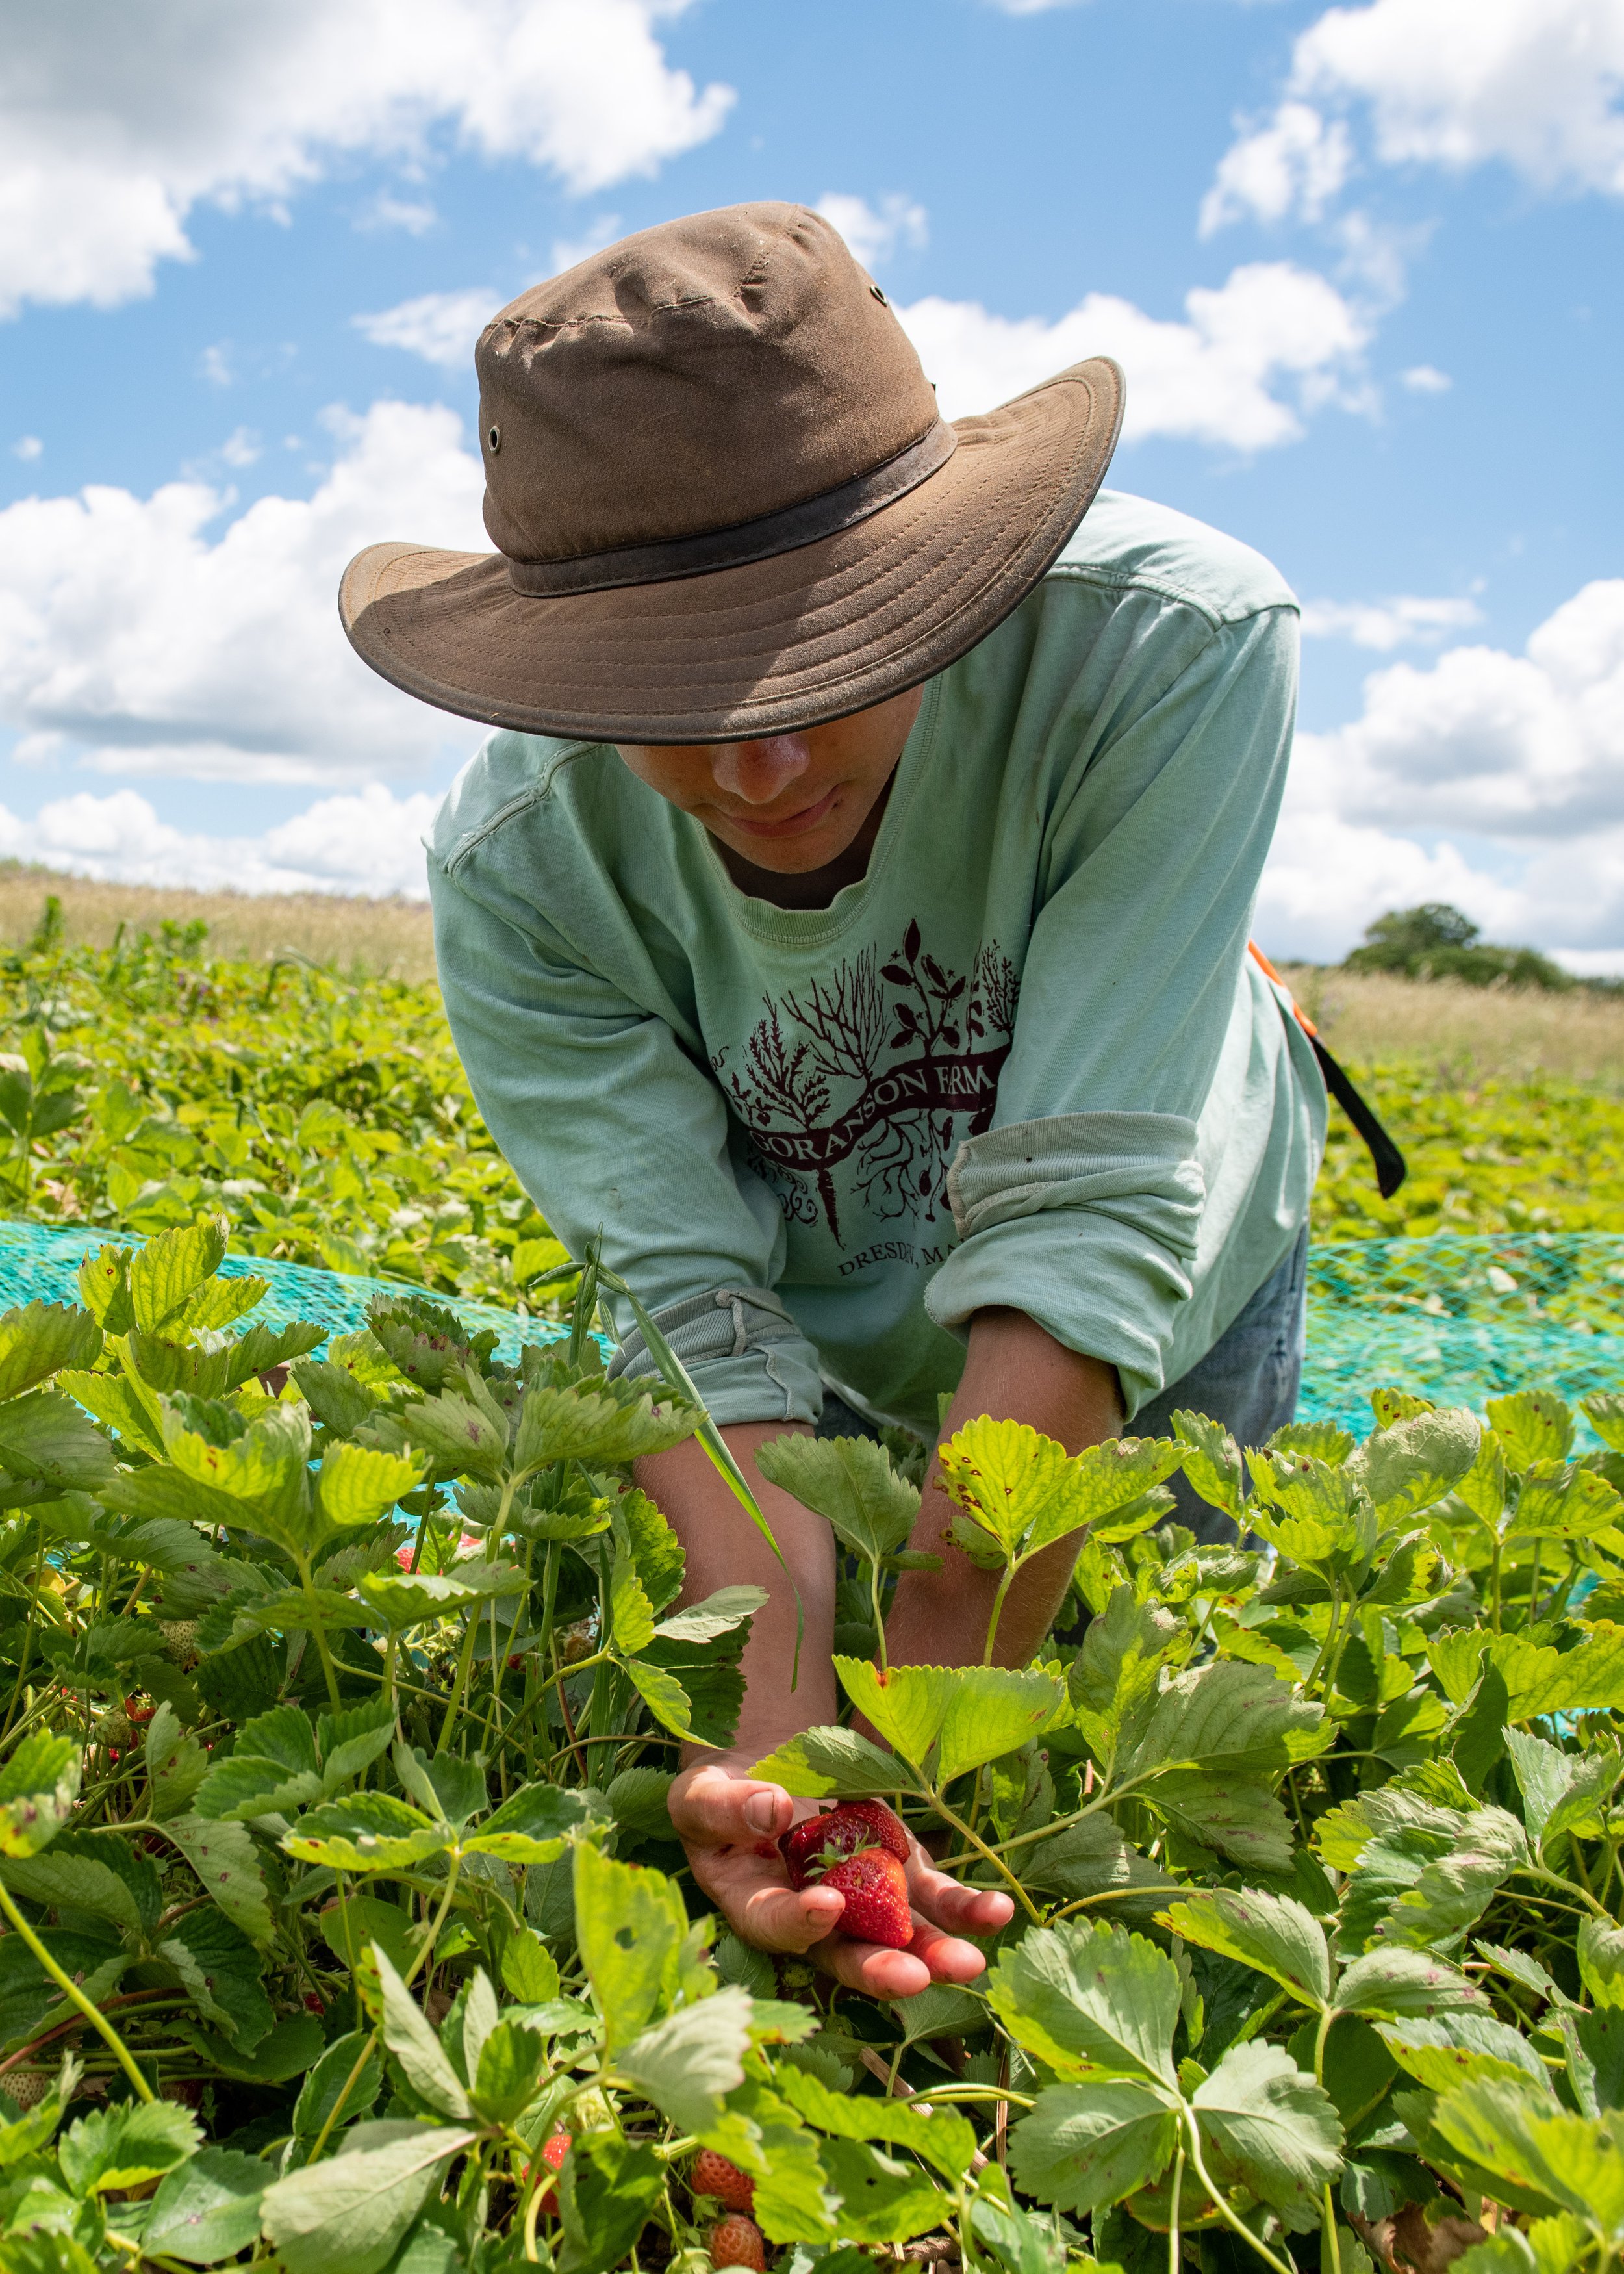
[504,419,958,598]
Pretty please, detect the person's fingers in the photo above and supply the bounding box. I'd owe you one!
[812,1929,934,2000]
[906,1864,1014,1937]
[685,1856,846,1953]
[668,1765,793,1846]
[906,1916,991,1984]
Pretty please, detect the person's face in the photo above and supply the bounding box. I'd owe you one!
[615,685,923,874]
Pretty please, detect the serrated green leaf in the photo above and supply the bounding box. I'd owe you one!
[58,2097,201,2195]
[1334,1946,1484,2020]
[294,2029,385,2143]
[1119,1658,1323,1779]
[463,1780,593,1863]
[317,1440,425,1527]
[814,2136,947,2243]
[1065,1583,1184,1770]
[754,1432,919,1563]
[144,2145,269,2265]
[260,2121,477,2274]
[573,1840,685,2052]
[0,1731,80,1858]
[651,1584,768,1644]
[616,1983,754,2133]
[1378,2012,1550,2095]
[934,1665,1064,1785]
[373,1943,471,2118]
[1006,2079,1176,2214]
[0,1303,102,1401]
[1486,1390,1574,1474]
[163,1813,274,1943]
[281,1792,450,1874]
[986,1919,1179,2086]
[556,2128,665,2274]
[1429,2080,1624,2233]
[127,1218,227,1335]
[831,1659,958,1766]
[1173,1409,1246,1519]
[748,1725,912,1799]
[1353,1407,1480,1523]
[0,1389,114,1490]
[1192,2040,1342,2232]
[1161,1887,1331,2009]
[774,2061,978,2182]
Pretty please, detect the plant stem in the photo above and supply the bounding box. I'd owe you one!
[0,1875,155,2103]
[924,1789,1042,1922]
[292,1552,343,1714]
[1167,2141,1184,2274]
[982,1561,1017,1668]
[1180,2105,1295,2274]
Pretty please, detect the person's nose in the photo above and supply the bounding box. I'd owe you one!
[709,737,811,805]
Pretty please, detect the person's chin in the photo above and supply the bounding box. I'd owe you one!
[722,822,848,873]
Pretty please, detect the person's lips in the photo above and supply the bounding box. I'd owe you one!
[719,787,839,839]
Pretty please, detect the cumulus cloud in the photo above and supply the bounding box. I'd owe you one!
[0,0,734,319]
[355,288,503,370]
[0,784,438,897]
[1401,363,1452,392]
[1200,101,1354,234]
[898,261,1369,448]
[815,193,929,270]
[1300,593,1482,649]
[0,398,487,785]
[1260,577,1624,958]
[1295,0,1624,197]
[1206,0,1624,239]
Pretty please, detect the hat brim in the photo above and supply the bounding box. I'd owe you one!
[338,356,1123,745]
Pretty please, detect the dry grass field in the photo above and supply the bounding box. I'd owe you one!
[2,863,1621,1092]
[0,863,437,981]
[1278,962,1624,1088]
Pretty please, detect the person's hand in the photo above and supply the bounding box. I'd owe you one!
[667,1751,1013,1999]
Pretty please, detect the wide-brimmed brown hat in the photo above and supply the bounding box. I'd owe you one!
[340,202,1123,745]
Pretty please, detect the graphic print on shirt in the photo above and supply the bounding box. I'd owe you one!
[722,923,1020,1247]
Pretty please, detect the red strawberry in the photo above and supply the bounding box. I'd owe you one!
[531,2130,570,2211]
[821,1845,913,1948]
[709,2215,767,2271]
[692,2150,754,2212]
[779,1799,909,1889]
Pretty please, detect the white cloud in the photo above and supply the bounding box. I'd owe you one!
[1260,576,1624,958]
[1200,101,1354,233]
[0,0,734,318]
[0,398,487,786]
[548,214,622,275]
[1295,0,1624,197]
[0,783,437,897]
[1400,363,1452,392]
[899,261,1369,448]
[12,438,42,463]
[355,288,503,370]
[815,193,929,271]
[218,428,261,470]
[357,192,440,235]
[1300,593,1482,648]
[1209,0,1624,237]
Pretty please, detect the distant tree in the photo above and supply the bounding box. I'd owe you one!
[1343,902,1573,991]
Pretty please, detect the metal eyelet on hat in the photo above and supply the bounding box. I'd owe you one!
[870,283,888,305]
[487,424,501,454]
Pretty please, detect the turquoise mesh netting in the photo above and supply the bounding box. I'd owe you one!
[1,1218,1621,1441]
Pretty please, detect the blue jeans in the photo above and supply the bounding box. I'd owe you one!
[817,1226,1308,1547]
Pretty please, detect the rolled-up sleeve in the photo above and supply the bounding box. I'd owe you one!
[429,859,824,1425]
[924,600,1300,1415]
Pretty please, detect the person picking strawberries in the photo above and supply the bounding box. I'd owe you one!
[340,202,1332,1997]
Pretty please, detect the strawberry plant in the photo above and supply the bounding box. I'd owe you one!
[0,1221,1615,2269]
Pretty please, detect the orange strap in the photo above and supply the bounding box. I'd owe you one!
[1248,941,1317,1039]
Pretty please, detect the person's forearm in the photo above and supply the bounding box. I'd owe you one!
[632,1421,838,1753]
[885,1307,1123,1670]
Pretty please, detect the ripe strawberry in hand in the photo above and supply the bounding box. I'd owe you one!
[820,1845,914,1948]
[692,2150,755,2213]
[709,2215,767,2271]
[779,1798,909,1889]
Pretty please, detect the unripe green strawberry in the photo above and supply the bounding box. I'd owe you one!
[692,2150,754,2212]
[0,2069,51,2107]
[159,1620,199,1665]
[709,2215,767,2271]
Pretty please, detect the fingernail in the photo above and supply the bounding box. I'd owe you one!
[744,1793,778,1833]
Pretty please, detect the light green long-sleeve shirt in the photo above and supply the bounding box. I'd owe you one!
[427,488,1325,1429]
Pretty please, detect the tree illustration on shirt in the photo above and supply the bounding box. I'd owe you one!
[724,923,1020,1247]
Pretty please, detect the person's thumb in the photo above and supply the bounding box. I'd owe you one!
[671,1767,791,1846]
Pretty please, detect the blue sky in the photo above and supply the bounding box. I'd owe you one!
[1,0,1620,961]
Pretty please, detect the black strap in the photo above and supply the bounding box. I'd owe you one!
[1310,1036,1407,1199]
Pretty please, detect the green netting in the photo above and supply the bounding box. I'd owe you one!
[0,1218,1620,1442]
[0,1218,566,1366]
[1302,1231,1624,1438]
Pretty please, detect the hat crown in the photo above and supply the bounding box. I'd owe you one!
[476,203,940,567]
